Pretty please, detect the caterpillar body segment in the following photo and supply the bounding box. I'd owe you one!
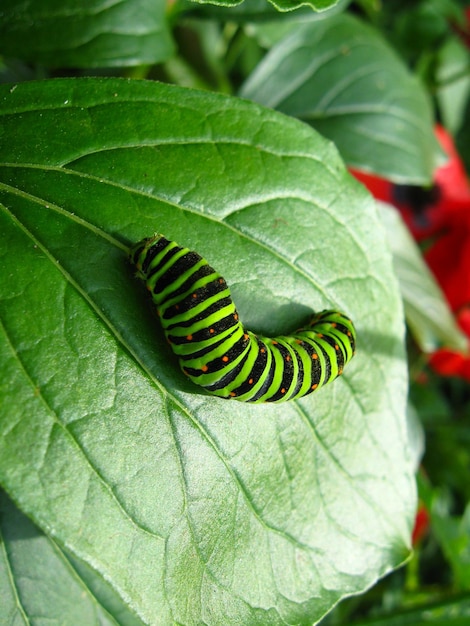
[130,234,356,403]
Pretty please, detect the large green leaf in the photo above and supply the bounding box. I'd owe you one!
[240,13,440,184]
[0,77,414,625]
[0,0,173,68]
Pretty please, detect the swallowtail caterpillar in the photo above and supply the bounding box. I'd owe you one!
[130,234,356,403]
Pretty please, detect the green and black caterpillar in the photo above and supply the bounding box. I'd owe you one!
[130,234,356,403]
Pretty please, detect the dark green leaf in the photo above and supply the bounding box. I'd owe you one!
[240,14,440,184]
[436,36,470,135]
[0,77,414,625]
[243,0,350,47]
[347,593,470,625]
[432,503,470,589]
[0,0,173,68]
[190,0,341,13]
[186,0,348,26]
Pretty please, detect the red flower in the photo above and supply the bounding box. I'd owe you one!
[350,125,470,380]
[429,307,470,378]
[412,502,430,545]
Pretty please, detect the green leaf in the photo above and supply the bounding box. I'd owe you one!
[346,593,470,625]
[0,77,414,625]
[240,13,440,184]
[189,0,348,26]
[0,0,174,68]
[190,0,341,13]
[436,36,470,135]
[417,411,470,504]
[432,503,470,589]
[244,0,350,47]
[0,490,145,626]
[378,202,468,353]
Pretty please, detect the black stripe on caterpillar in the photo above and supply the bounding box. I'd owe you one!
[129,234,356,403]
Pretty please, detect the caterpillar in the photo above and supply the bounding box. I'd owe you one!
[129,234,356,403]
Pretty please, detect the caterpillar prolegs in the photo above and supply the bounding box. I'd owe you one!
[129,234,356,403]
